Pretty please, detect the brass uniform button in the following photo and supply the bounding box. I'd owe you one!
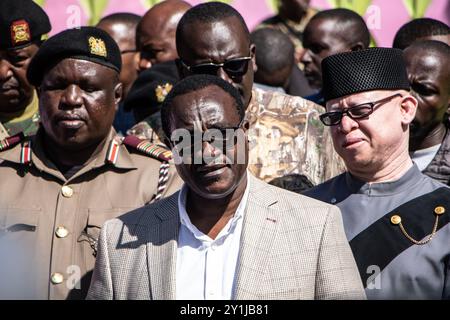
[51,272,64,285]
[391,215,401,225]
[55,226,69,238]
[61,186,73,198]
[434,206,445,215]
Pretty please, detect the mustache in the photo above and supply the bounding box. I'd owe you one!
[0,79,20,91]
[54,112,88,122]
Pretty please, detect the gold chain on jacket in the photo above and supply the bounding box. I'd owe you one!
[390,206,445,245]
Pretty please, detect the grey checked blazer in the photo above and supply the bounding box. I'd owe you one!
[87,175,365,300]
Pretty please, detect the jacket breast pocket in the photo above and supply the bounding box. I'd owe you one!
[0,208,40,234]
[80,208,134,270]
[0,208,40,267]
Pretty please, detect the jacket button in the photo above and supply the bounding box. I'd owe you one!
[55,226,69,238]
[61,186,73,198]
[390,215,401,225]
[51,272,64,285]
[434,206,445,215]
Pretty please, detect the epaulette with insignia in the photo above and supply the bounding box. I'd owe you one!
[122,135,172,162]
[0,132,25,152]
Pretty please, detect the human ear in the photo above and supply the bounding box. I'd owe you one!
[400,93,418,126]
[250,44,257,73]
[114,82,123,106]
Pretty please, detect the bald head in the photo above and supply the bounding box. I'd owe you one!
[97,13,141,98]
[137,0,191,71]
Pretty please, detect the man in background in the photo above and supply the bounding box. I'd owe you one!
[0,0,51,139]
[176,2,345,184]
[251,28,295,94]
[393,18,450,49]
[301,8,370,105]
[136,0,191,71]
[406,40,450,185]
[97,13,141,135]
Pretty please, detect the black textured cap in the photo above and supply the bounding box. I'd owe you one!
[123,60,179,112]
[27,26,122,86]
[0,0,51,50]
[322,48,410,102]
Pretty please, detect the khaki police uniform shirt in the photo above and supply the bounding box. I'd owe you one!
[0,128,183,300]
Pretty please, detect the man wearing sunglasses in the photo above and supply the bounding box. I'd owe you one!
[87,74,365,300]
[175,2,345,185]
[305,48,450,300]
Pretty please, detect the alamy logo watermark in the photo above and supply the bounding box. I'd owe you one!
[66,5,81,29]
[366,265,381,290]
[170,120,247,165]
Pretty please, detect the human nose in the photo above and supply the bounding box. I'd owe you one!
[338,111,359,133]
[301,49,313,64]
[138,56,152,72]
[61,84,83,109]
[0,59,13,82]
[217,65,234,84]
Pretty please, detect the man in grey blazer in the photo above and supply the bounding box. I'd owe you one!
[87,74,365,300]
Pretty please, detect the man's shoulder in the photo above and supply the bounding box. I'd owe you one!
[122,135,172,163]
[104,191,180,230]
[252,87,323,113]
[303,173,347,203]
[0,133,29,163]
[258,15,282,27]
[249,176,337,218]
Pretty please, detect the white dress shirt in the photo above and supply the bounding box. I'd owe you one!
[410,143,441,171]
[176,175,250,300]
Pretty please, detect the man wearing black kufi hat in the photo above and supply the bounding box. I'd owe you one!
[305,47,450,299]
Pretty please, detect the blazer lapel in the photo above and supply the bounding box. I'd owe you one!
[233,176,279,299]
[146,193,180,300]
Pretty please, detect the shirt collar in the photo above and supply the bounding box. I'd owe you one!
[344,163,423,196]
[178,172,250,243]
[0,127,137,181]
[0,90,38,124]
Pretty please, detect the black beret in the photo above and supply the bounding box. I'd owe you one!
[123,60,179,113]
[27,26,122,86]
[0,0,51,50]
[322,48,410,102]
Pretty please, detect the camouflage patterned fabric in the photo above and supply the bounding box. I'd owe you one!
[247,87,345,184]
[257,7,318,65]
[127,111,165,146]
[0,92,40,140]
[127,87,345,184]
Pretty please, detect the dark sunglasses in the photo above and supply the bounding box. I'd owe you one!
[320,93,403,126]
[180,56,252,78]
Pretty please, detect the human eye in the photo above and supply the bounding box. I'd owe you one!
[310,43,325,54]
[7,53,28,66]
[349,104,372,117]
[320,111,341,125]
[412,83,438,96]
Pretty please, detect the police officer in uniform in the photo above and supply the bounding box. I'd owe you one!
[0,0,51,140]
[305,48,450,299]
[0,27,182,299]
